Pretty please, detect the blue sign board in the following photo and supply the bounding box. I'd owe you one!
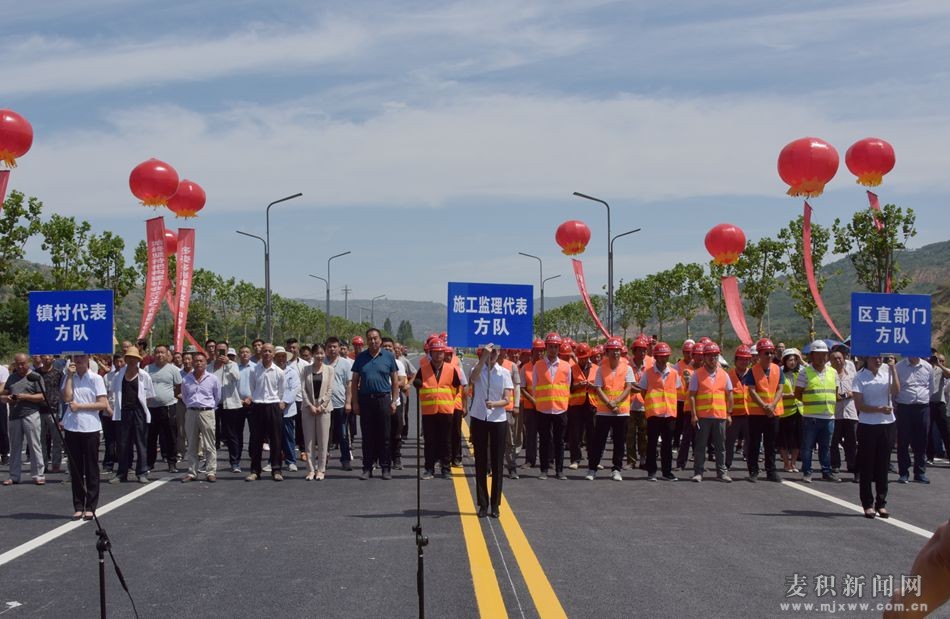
[28,290,114,355]
[850,292,931,357]
[447,282,533,349]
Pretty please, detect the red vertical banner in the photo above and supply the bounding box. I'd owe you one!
[0,170,9,209]
[174,228,195,352]
[138,217,168,340]
[866,190,891,292]
[571,259,611,338]
[803,203,844,340]
[721,275,753,346]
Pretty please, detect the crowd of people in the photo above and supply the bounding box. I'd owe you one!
[1,329,948,524]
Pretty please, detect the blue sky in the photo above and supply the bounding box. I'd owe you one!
[5,0,950,303]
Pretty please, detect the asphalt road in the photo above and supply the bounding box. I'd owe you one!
[1,360,947,618]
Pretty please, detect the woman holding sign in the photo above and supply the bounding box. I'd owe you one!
[852,355,900,519]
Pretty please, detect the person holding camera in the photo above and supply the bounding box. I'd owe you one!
[468,344,513,518]
[1,353,47,485]
[61,355,109,520]
[852,354,900,518]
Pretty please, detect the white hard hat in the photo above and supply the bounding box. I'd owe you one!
[808,340,829,353]
[782,347,801,359]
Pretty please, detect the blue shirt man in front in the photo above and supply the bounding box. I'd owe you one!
[351,329,399,479]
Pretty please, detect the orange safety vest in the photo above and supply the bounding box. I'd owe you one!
[628,357,654,410]
[595,359,631,414]
[533,359,572,414]
[747,363,784,416]
[569,362,597,407]
[728,368,749,416]
[643,365,679,418]
[501,359,516,411]
[693,367,729,419]
[419,363,457,415]
[675,360,691,403]
[521,361,536,410]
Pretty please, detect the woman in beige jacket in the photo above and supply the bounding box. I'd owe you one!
[300,344,335,480]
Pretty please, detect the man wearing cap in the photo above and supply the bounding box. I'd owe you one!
[725,345,752,473]
[587,337,634,481]
[351,329,400,480]
[533,332,574,480]
[673,340,695,452]
[520,339,545,471]
[109,347,156,484]
[247,344,287,481]
[795,340,841,483]
[446,345,467,468]
[894,353,939,483]
[273,346,301,473]
[626,336,654,469]
[213,344,244,474]
[638,342,681,481]
[414,339,461,479]
[676,342,703,471]
[743,339,784,482]
[689,341,734,482]
[567,343,597,470]
[181,351,222,482]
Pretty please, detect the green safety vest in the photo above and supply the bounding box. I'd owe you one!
[801,365,836,417]
[780,372,800,417]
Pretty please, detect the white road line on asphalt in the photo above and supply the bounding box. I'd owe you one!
[781,480,934,539]
[0,477,171,567]
[487,516,527,619]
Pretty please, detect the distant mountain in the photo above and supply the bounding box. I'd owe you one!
[295,298,447,339]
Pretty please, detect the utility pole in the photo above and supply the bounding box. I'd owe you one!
[342,286,352,321]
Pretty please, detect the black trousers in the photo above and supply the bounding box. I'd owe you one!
[0,403,8,457]
[146,405,176,468]
[676,407,695,469]
[65,430,100,512]
[856,423,896,510]
[646,416,675,477]
[401,394,411,438]
[537,412,566,474]
[470,417,506,509]
[567,404,594,464]
[249,402,283,475]
[294,407,305,452]
[451,410,464,463]
[422,414,452,472]
[358,394,393,472]
[725,415,749,470]
[746,415,778,475]
[831,418,858,472]
[101,414,117,469]
[390,398,404,462]
[222,406,248,468]
[927,401,949,461]
[588,415,628,472]
[522,408,538,466]
[116,407,148,478]
[673,401,687,448]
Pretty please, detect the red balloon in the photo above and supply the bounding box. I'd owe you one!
[555,220,591,256]
[705,223,746,265]
[166,179,206,218]
[164,229,178,255]
[777,137,839,198]
[130,158,179,207]
[0,109,34,168]
[845,138,895,187]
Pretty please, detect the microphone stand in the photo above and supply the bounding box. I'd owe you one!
[30,371,139,619]
[411,392,428,618]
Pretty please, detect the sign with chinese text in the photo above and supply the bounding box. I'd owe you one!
[850,293,931,357]
[28,289,114,355]
[138,217,168,340]
[173,228,195,352]
[447,282,533,349]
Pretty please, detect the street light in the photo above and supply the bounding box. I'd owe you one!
[573,191,614,332]
[358,306,371,323]
[308,274,329,337]
[236,230,266,339]
[371,294,386,326]
[327,251,351,333]
[254,192,303,342]
[518,252,562,329]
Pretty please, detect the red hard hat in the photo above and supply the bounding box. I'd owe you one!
[352,336,364,346]
[682,339,695,351]
[444,346,454,354]
[699,336,712,344]
[532,338,545,351]
[653,342,672,357]
[631,335,650,350]
[692,342,705,356]
[735,345,753,359]
[576,343,592,359]
[558,342,573,356]
[428,340,446,352]
[545,332,562,345]
[755,338,775,353]
[592,345,604,356]
[605,337,624,350]
[704,342,721,355]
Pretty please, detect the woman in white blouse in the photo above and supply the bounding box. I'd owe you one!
[852,355,900,519]
[300,344,334,480]
[61,355,109,520]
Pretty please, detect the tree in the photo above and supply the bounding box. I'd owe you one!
[778,215,831,339]
[734,237,786,338]
[383,316,393,335]
[0,190,43,287]
[832,203,917,293]
[648,269,680,340]
[615,278,652,337]
[396,319,414,343]
[698,262,728,344]
[671,263,705,339]
[39,214,93,289]
[87,231,138,309]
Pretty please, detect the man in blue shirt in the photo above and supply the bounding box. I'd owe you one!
[351,329,399,480]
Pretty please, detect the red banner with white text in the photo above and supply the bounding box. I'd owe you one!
[138,217,169,340]
[0,170,9,209]
[173,228,195,352]
[571,259,611,338]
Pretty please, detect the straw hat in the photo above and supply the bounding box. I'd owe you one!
[124,346,143,360]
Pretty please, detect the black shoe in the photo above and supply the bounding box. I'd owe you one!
[766,472,781,482]
[477,506,488,518]
[381,469,392,480]
[342,463,353,471]
[393,459,403,470]
[359,470,370,480]
[441,468,450,479]
[490,508,500,519]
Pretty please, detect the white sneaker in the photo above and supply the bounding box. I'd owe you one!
[611,470,622,482]
[691,474,703,482]
[288,463,298,472]
[584,470,596,480]
[263,464,272,472]
[568,462,579,470]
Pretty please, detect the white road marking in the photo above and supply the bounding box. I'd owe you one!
[782,480,935,539]
[0,477,170,567]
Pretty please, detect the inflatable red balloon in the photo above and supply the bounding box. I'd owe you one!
[166,179,206,218]
[164,229,178,255]
[0,109,34,168]
[555,220,591,256]
[130,158,180,207]
[845,138,895,187]
[705,223,746,265]
[777,137,839,198]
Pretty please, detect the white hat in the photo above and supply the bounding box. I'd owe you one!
[808,340,829,353]
[782,347,801,359]
[227,347,237,356]
[274,346,288,356]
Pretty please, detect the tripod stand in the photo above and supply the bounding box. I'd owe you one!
[29,370,139,619]
[412,391,428,618]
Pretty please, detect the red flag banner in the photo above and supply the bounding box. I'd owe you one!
[162,290,205,356]
[571,259,610,338]
[721,275,753,346]
[173,228,195,352]
[0,170,9,209]
[138,217,169,340]
[803,202,844,340]
[866,191,891,292]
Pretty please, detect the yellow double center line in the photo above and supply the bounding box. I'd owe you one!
[450,418,567,619]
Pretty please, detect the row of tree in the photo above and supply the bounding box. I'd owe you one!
[535,204,917,344]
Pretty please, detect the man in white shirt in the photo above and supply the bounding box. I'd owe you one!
[213,344,244,473]
[0,362,9,465]
[324,337,354,470]
[276,346,301,472]
[247,344,286,481]
[894,355,936,483]
[286,338,310,466]
[468,345,513,519]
